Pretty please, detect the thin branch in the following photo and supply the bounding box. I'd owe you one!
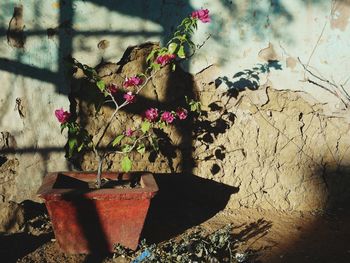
[95,70,160,150]
[303,21,328,79]
[104,134,151,156]
[187,34,211,59]
[340,84,350,99]
[298,57,350,108]
[342,75,350,87]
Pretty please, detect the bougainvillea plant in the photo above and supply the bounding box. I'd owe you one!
[55,9,210,188]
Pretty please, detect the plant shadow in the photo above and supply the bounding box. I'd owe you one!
[215,60,282,98]
[141,173,239,244]
[0,200,53,263]
[232,218,274,262]
[0,232,53,263]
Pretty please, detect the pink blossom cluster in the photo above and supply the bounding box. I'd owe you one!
[143,107,188,123]
[161,111,175,123]
[55,108,71,124]
[176,107,188,120]
[108,83,118,94]
[156,54,176,66]
[123,76,144,88]
[125,128,134,137]
[191,9,210,23]
[144,108,159,122]
[123,92,136,103]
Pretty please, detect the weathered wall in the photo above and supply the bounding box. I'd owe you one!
[194,65,350,211]
[0,0,350,212]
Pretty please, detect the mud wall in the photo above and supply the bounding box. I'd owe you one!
[0,1,350,212]
[194,66,350,211]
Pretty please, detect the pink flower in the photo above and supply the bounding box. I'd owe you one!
[123,76,144,88]
[161,111,175,124]
[108,84,118,94]
[191,9,211,23]
[123,92,136,103]
[55,108,71,124]
[125,128,134,137]
[176,108,188,120]
[144,108,159,122]
[156,54,176,66]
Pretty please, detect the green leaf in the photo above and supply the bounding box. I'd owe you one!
[177,45,186,58]
[190,101,202,113]
[190,104,197,112]
[138,73,147,78]
[188,39,195,48]
[121,156,132,172]
[60,123,68,133]
[168,43,177,54]
[122,144,132,153]
[77,143,84,152]
[141,121,151,133]
[172,63,176,71]
[96,80,106,92]
[68,137,78,158]
[150,136,159,152]
[112,134,125,147]
[151,63,161,71]
[137,143,145,154]
[146,49,158,62]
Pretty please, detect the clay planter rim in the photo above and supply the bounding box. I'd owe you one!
[37,171,159,201]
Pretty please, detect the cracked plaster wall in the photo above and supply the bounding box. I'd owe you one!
[194,65,350,211]
[0,0,349,212]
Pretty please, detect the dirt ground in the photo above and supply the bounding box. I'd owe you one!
[1,203,350,263]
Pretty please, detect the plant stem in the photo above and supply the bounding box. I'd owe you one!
[95,70,160,150]
[96,155,103,188]
[92,69,161,187]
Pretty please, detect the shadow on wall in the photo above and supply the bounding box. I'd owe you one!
[211,70,350,211]
[0,0,338,94]
[0,1,195,199]
[190,101,236,177]
[0,0,194,94]
[87,0,194,40]
[318,164,350,211]
[1,1,350,261]
[214,0,332,43]
[215,60,282,98]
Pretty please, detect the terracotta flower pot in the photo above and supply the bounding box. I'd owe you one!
[37,171,158,254]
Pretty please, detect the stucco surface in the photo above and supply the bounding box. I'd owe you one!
[0,0,349,211]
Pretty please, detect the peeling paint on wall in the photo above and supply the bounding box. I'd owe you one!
[14,97,26,119]
[0,132,17,150]
[258,43,279,62]
[7,5,26,48]
[286,57,297,70]
[331,0,350,31]
[97,40,110,50]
